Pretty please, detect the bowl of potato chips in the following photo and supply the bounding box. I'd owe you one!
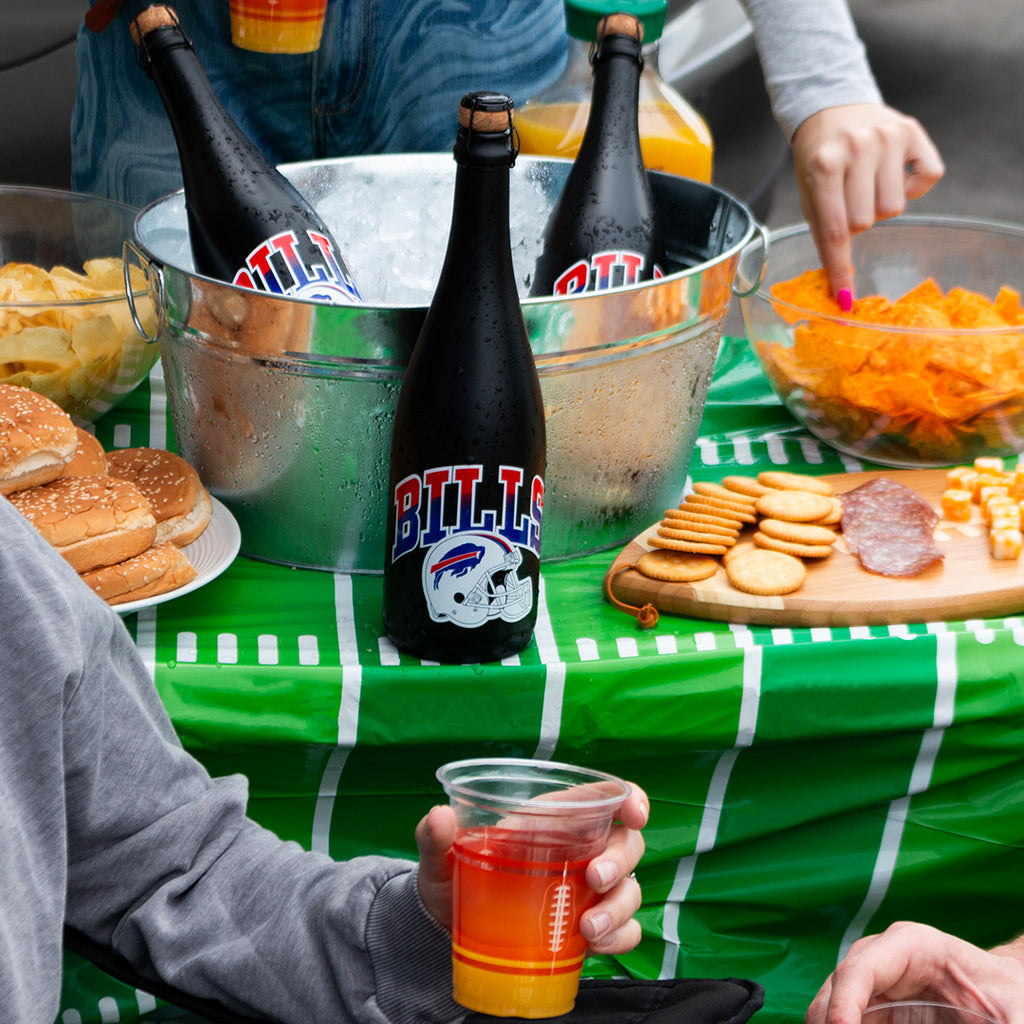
[0,185,157,424]
[738,215,1024,468]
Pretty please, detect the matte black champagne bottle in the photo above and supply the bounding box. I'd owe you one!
[131,5,362,303]
[530,12,666,297]
[383,93,546,663]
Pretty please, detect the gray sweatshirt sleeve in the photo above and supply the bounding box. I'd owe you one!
[739,0,884,140]
[0,495,460,1024]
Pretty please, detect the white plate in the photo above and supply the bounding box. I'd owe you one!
[116,497,241,616]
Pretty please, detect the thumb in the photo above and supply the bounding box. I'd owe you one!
[415,804,456,930]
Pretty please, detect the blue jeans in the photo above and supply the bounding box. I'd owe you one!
[72,0,567,209]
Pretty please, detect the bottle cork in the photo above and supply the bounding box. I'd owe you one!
[458,93,514,133]
[597,13,644,43]
[130,5,179,44]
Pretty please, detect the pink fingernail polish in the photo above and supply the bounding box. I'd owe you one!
[837,287,853,312]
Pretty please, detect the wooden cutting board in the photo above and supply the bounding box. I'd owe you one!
[604,468,1024,627]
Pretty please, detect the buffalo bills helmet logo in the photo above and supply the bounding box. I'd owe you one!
[421,532,533,628]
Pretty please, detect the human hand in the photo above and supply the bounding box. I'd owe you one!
[806,921,1024,1024]
[414,783,648,953]
[791,103,945,307]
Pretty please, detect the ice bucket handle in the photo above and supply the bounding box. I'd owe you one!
[731,221,768,299]
[123,239,166,344]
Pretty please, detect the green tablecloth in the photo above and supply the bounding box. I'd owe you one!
[60,336,1024,1024]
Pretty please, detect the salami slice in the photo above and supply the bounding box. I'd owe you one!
[840,477,944,577]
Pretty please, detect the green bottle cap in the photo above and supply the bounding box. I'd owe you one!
[564,0,667,43]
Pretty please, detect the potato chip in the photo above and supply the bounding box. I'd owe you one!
[758,271,1024,463]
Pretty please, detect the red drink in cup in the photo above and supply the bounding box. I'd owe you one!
[437,758,631,1018]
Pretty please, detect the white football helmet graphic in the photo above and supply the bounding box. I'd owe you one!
[421,532,534,628]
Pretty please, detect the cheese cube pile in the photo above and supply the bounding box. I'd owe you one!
[943,457,1024,560]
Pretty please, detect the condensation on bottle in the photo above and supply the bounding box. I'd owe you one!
[382,92,546,664]
[130,5,362,304]
[517,0,714,182]
[530,11,667,298]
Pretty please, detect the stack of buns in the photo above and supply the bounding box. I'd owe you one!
[1,383,211,606]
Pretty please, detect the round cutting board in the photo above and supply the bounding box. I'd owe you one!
[604,468,1024,627]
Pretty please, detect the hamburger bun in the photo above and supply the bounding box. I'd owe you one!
[0,383,77,494]
[80,541,197,606]
[60,426,108,479]
[8,475,157,573]
[106,446,212,546]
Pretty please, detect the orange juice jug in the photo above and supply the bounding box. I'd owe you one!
[516,0,713,182]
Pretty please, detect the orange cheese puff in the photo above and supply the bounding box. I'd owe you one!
[990,527,1023,561]
[974,456,1006,474]
[941,489,973,523]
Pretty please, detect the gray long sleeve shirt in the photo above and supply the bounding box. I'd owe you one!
[0,496,462,1024]
[741,0,884,141]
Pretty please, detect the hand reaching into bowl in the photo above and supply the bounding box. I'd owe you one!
[791,104,945,309]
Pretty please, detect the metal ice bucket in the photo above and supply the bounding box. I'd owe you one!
[129,154,761,572]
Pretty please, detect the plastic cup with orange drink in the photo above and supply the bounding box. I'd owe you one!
[229,0,327,54]
[436,757,632,1019]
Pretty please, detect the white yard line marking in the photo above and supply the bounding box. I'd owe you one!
[660,645,762,978]
[311,575,362,855]
[837,631,956,960]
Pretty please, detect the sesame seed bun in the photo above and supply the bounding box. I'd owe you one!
[60,427,108,479]
[80,541,197,606]
[8,475,157,573]
[0,384,77,495]
[105,446,212,546]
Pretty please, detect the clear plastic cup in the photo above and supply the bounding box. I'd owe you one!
[228,0,327,54]
[436,757,631,1018]
[863,1003,1001,1024]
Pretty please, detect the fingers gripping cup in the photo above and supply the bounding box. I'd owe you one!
[436,758,631,1018]
[229,0,328,54]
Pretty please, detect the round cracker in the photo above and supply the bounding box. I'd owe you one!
[658,525,737,547]
[757,470,834,496]
[755,489,834,522]
[636,549,720,583]
[648,535,730,555]
[722,539,758,566]
[812,496,843,526]
[692,480,758,507]
[683,495,758,523]
[753,530,834,559]
[659,513,737,537]
[663,507,744,531]
[758,517,838,546]
[721,475,774,498]
[725,548,807,595]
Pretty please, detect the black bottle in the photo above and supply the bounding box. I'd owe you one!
[530,12,666,297]
[130,5,362,303]
[383,92,546,664]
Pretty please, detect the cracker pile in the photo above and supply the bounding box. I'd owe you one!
[637,470,841,596]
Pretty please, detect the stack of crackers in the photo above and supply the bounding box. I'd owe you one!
[637,471,841,597]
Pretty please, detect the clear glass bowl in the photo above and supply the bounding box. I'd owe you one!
[0,185,157,424]
[738,215,1024,468]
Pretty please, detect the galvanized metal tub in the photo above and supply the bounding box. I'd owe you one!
[129,154,761,573]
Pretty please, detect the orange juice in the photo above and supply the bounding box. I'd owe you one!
[229,0,328,54]
[451,826,597,1018]
[517,99,714,181]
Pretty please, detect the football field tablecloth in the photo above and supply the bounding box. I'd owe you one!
[60,337,1024,1024]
